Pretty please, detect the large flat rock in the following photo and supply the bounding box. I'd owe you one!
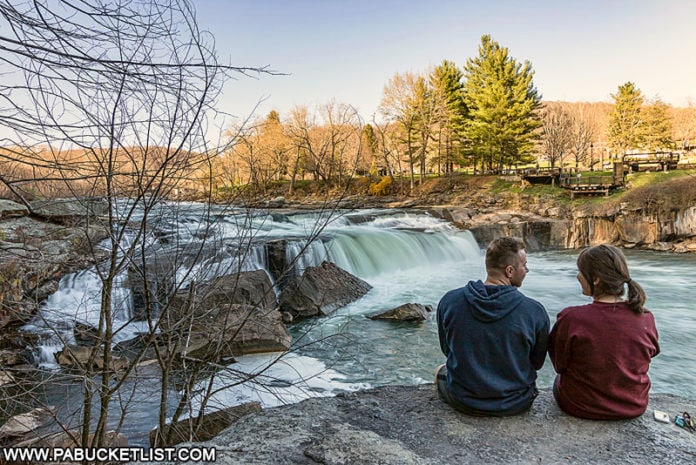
[130,385,696,464]
[0,199,29,219]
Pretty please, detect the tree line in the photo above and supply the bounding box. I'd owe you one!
[215,35,696,196]
[217,34,544,193]
[543,84,696,171]
[4,32,695,204]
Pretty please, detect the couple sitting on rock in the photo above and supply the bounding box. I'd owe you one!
[436,237,660,419]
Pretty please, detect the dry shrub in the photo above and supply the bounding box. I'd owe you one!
[369,176,392,196]
[622,174,696,214]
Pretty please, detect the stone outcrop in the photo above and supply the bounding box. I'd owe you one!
[130,385,696,465]
[463,212,570,251]
[369,303,433,322]
[30,197,108,225]
[266,239,292,288]
[0,206,109,332]
[433,201,696,253]
[149,402,261,447]
[159,270,291,361]
[279,262,373,319]
[0,406,53,441]
[54,345,130,372]
[562,203,696,250]
[174,303,292,362]
[168,270,277,318]
[423,173,696,252]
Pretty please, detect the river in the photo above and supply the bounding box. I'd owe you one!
[23,206,696,445]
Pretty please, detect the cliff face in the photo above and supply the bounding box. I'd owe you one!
[129,385,696,465]
[419,172,696,251]
[435,199,696,252]
[562,204,696,251]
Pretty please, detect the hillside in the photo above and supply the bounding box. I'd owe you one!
[242,169,696,215]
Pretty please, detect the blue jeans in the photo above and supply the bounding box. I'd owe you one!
[435,365,535,417]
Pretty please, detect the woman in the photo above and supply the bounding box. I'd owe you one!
[548,244,660,419]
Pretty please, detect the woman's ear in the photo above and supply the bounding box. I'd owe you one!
[593,277,601,286]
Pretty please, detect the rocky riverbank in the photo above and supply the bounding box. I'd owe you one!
[2,176,696,367]
[130,385,696,465]
[254,172,696,253]
[0,199,109,367]
[2,173,696,458]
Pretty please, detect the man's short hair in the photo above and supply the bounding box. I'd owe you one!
[485,237,526,271]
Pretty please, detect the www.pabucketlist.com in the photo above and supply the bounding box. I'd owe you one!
[1,446,216,463]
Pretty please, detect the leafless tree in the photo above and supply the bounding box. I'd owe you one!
[370,118,402,180]
[280,102,363,188]
[379,72,422,190]
[0,0,301,457]
[670,100,696,149]
[541,103,573,169]
[566,104,595,170]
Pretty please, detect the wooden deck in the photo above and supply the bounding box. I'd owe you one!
[567,183,610,200]
[560,173,620,199]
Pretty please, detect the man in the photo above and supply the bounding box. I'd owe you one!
[436,236,549,416]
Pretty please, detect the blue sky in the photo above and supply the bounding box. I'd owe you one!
[195,0,696,121]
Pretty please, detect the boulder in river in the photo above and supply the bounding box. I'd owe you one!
[0,406,53,440]
[54,345,129,372]
[179,304,292,362]
[166,269,277,323]
[279,261,372,320]
[369,303,433,322]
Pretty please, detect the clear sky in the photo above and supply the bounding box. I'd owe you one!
[195,0,696,122]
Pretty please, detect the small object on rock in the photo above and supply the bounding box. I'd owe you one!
[674,411,694,433]
[653,410,670,423]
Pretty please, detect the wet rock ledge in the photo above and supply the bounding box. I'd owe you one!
[131,385,696,465]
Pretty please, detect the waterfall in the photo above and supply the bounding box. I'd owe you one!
[325,229,480,278]
[23,208,481,367]
[24,267,137,366]
[282,213,481,279]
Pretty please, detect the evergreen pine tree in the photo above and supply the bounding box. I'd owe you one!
[608,82,644,155]
[430,60,467,174]
[462,35,542,173]
[641,98,674,151]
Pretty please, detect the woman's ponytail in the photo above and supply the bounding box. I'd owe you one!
[625,278,646,314]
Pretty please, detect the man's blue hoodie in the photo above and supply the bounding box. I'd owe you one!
[437,280,550,415]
